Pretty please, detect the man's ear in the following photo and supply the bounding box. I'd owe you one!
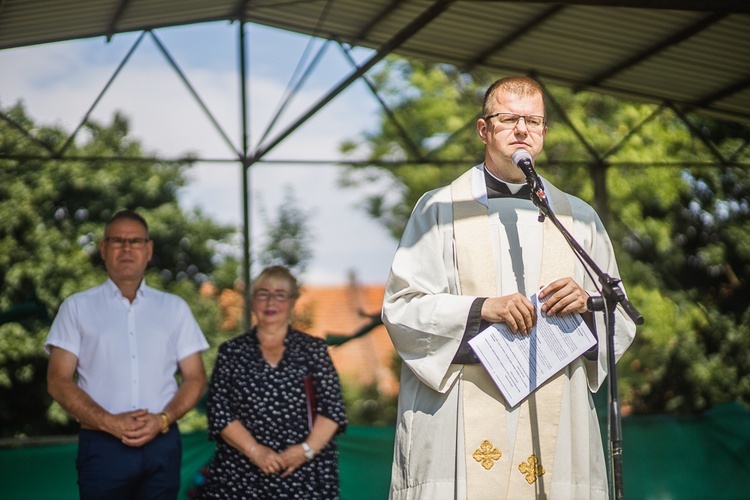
[477,118,488,145]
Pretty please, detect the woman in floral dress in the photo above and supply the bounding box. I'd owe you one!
[201,266,348,499]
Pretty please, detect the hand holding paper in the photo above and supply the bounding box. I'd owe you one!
[468,291,596,407]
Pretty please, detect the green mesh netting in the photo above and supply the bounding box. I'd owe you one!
[2,403,748,499]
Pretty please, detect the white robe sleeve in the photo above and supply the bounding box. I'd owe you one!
[382,186,476,393]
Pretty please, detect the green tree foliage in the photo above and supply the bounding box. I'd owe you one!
[535,88,750,414]
[341,380,398,426]
[341,57,750,414]
[0,102,241,437]
[256,184,314,278]
[339,59,489,239]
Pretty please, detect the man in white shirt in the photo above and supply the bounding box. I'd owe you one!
[46,209,209,499]
[382,76,636,499]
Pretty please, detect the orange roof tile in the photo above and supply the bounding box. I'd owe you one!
[294,283,396,395]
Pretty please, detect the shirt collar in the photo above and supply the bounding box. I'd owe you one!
[105,277,148,299]
[483,164,532,200]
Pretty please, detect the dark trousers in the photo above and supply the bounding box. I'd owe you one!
[76,425,181,500]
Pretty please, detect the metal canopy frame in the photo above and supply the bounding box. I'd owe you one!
[1,1,749,329]
[2,6,748,497]
[2,1,750,121]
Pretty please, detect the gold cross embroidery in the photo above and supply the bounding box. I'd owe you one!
[518,454,545,484]
[472,440,502,470]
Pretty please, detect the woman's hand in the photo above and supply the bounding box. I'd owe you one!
[248,443,286,476]
[278,444,309,477]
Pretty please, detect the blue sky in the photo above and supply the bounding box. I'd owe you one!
[0,21,398,285]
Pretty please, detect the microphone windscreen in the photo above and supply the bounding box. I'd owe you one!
[511,149,533,167]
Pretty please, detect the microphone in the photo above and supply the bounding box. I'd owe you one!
[511,148,547,221]
[511,149,536,184]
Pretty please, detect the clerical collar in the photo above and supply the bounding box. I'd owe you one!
[484,166,532,200]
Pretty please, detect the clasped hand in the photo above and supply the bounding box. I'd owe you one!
[481,277,588,335]
[249,443,309,477]
[106,409,163,447]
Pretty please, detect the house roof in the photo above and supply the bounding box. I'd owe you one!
[296,283,396,392]
[0,0,748,123]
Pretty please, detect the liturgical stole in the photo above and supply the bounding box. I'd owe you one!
[450,166,575,499]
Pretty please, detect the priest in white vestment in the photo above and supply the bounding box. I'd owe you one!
[382,76,636,500]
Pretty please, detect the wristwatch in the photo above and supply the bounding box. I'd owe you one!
[301,441,315,461]
[159,412,169,434]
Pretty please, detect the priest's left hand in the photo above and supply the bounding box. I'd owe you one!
[538,278,589,316]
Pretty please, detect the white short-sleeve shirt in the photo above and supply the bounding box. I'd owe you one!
[45,279,209,414]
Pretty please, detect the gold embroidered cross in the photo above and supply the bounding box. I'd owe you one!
[518,454,545,484]
[472,440,502,470]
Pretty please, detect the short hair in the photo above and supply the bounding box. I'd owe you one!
[250,265,300,299]
[482,76,546,118]
[105,209,149,236]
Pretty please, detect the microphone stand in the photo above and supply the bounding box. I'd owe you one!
[524,174,644,500]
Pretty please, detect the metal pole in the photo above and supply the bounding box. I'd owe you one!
[238,19,252,331]
[606,297,624,499]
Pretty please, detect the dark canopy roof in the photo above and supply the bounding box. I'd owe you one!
[1,0,749,123]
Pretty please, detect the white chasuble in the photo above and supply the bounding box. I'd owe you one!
[451,166,573,499]
[383,164,635,500]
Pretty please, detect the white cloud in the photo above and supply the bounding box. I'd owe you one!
[0,24,396,285]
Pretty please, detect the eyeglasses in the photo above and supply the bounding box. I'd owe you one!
[104,237,149,249]
[253,290,293,303]
[484,112,546,131]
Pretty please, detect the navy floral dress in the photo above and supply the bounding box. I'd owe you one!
[201,328,348,499]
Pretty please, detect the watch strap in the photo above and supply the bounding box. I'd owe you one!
[301,441,315,460]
